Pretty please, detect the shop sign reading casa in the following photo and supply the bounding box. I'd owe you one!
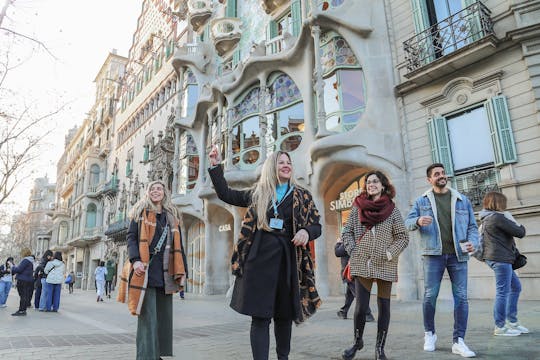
[329,189,361,211]
[218,224,232,232]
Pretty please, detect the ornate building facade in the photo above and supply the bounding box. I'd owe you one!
[49,0,540,300]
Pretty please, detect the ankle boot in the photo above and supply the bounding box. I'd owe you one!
[342,328,363,360]
[375,330,388,360]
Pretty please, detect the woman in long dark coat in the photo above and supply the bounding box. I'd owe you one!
[208,146,322,360]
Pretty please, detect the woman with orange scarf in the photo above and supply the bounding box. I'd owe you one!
[341,171,409,360]
[120,180,187,360]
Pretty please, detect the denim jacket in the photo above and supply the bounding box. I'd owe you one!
[405,187,478,262]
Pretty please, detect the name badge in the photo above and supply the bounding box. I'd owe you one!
[269,218,284,230]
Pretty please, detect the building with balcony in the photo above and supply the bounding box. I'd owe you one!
[48,0,540,301]
[50,52,127,291]
[390,0,540,299]
[26,176,55,258]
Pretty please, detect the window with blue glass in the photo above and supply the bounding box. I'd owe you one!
[181,69,199,118]
[320,31,365,132]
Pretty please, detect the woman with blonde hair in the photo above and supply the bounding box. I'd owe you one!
[208,146,322,360]
[479,191,528,336]
[118,180,187,360]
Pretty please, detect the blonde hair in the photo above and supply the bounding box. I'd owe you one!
[129,180,179,220]
[251,151,297,231]
[20,247,32,257]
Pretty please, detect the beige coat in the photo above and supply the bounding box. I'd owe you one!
[342,206,409,282]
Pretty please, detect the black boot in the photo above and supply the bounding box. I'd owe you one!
[342,328,363,360]
[375,330,388,360]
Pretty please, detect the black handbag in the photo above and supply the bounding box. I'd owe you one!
[512,249,527,270]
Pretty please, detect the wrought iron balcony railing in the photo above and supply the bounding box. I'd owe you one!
[452,167,499,209]
[403,1,494,73]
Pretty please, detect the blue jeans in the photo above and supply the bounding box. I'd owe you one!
[39,279,49,310]
[0,280,12,305]
[485,260,521,328]
[46,283,62,311]
[423,254,469,342]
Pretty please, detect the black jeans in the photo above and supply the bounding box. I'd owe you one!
[16,280,34,312]
[250,317,292,360]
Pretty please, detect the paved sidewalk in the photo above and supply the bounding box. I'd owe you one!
[0,287,538,359]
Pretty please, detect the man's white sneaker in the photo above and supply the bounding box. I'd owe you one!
[494,325,521,336]
[451,338,475,358]
[423,331,437,352]
[507,321,529,334]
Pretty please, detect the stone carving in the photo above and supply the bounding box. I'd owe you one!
[147,116,175,190]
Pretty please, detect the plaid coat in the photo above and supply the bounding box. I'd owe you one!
[342,206,409,282]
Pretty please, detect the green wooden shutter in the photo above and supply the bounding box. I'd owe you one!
[427,116,455,176]
[291,0,302,37]
[266,20,278,54]
[410,0,430,34]
[232,49,241,67]
[226,0,237,17]
[484,96,517,166]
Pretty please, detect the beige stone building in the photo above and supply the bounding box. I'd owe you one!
[388,0,540,299]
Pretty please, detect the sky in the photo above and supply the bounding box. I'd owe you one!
[1,0,142,216]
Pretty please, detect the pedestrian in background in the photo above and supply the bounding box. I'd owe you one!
[95,261,107,302]
[335,238,375,322]
[341,170,409,360]
[119,180,187,360]
[44,251,65,312]
[0,257,14,308]
[208,146,322,360]
[405,163,478,358]
[479,191,529,336]
[10,248,35,316]
[66,271,75,294]
[34,250,53,310]
[105,260,116,298]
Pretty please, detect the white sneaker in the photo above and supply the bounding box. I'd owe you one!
[423,331,437,351]
[507,321,529,334]
[452,338,476,358]
[494,325,521,336]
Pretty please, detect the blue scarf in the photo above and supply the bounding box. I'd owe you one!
[276,183,289,203]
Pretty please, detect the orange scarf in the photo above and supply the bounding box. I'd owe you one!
[117,210,186,315]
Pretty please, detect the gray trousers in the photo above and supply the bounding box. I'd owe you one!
[137,287,173,360]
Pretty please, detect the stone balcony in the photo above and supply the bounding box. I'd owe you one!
[210,17,242,57]
[188,0,213,33]
[260,0,289,14]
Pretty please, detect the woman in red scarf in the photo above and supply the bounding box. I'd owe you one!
[341,171,409,360]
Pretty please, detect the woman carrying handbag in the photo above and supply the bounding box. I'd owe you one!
[341,170,409,360]
[479,191,529,337]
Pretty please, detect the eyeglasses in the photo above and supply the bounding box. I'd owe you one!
[366,179,381,185]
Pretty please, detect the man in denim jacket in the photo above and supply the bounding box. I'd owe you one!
[406,163,478,358]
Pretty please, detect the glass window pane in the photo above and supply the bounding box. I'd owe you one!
[242,149,260,164]
[447,106,494,171]
[279,135,302,152]
[232,126,240,154]
[323,74,340,115]
[242,117,260,148]
[277,102,304,135]
[339,69,365,112]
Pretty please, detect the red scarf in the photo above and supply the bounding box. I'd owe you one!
[353,193,395,228]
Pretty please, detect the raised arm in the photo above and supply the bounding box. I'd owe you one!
[208,165,252,207]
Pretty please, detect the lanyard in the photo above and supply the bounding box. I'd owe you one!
[272,185,294,218]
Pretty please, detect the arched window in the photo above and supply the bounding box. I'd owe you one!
[86,203,97,229]
[265,73,304,154]
[320,31,366,132]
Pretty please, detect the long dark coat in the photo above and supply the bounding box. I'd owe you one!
[209,165,322,323]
